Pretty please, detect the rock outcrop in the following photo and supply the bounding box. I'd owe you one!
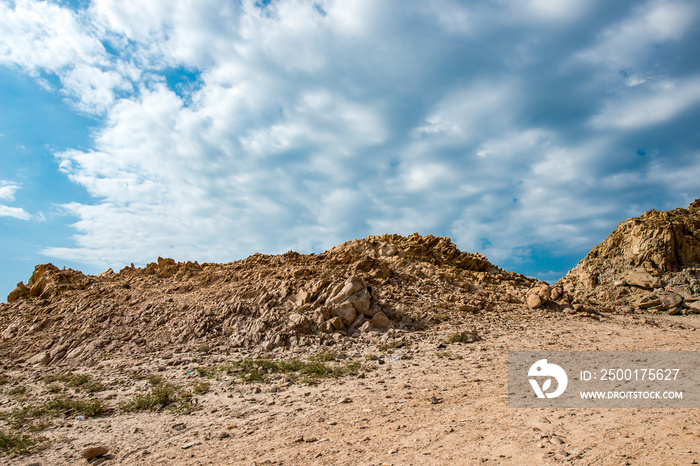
[1,234,546,365]
[557,198,700,314]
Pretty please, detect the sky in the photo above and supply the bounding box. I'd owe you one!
[1,0,700,299]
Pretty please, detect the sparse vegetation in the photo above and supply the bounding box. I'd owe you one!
[308,350,337,362]
[193,381,210,395]
[119,383,193,413]
[0,429,45,457]
[189,357,373,384]
[378,340,407,352]
[197,343,211,353]
[8,385,27,397]
[146,374,164,386]
[41,372,105,392]
[0,396,105,456]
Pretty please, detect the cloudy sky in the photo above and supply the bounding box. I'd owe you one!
[1,0,700,297]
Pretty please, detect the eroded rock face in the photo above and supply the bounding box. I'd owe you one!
[1,233,544,365]
[558,198,700,314]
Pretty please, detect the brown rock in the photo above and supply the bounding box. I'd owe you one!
[370,311,391,330]
[625,269,662,289]
[526,293,543,309]
[655,290,683,309]
[333,302,357,327]
[7,282,29,302]
[82,446,109,460]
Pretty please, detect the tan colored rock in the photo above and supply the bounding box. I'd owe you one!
[686,301,700,314]
[637,293,662,309]
[333,302,357,327]
[82,446,109,460]
[625,269,662,289]
[346,288,370,314]
[27,351,50,365]
[327,276,365,305]
[526,293,543,309]
[370,311,391,330]
[7,282,29,302]
[557,198,700,311]
[328,317,345,331]
[655,290,682,309]
[526,284,551,309]
[29,276,48,297]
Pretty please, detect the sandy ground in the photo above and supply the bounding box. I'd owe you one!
[3,312,700,466]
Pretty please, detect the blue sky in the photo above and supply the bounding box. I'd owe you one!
[2,0,700,299]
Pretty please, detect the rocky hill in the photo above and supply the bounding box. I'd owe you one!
[558,198,700,315]
[1,234,555,366]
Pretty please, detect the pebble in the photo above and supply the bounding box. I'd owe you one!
[388,449,399,454]
[172,423,186,431]
[181,441,199,449]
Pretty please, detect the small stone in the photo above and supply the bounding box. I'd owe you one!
[327,421,338,426]
[430,396,442,404]
[172,422,186,431]
[82,446,109,460]
[338,397,353,404]
[388,449,399,454]
[218,431,230,439]
[181,441,199,449]
[549,435,565,445]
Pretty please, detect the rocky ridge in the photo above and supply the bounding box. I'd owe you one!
[558,198,700,315]
[1,233,560,366]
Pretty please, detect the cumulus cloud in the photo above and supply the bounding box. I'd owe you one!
[0,0,698,280]
[0,182,31,220]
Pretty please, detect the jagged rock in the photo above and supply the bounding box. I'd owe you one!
[7,282,29,302]
[655,290,683,309]
[327,276,365,306]
[625,269,662,289]
[558,198,700,312]
[27,351,50,365]
[333,302,357,327]
[370,311,392,330]
[0,233,543,360]
[637,293,662,309]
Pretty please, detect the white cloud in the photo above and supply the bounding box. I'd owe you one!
[0,0,697,283]
[578,0,698,68]
[0,181,31,220]
[413,80,518,143]
[591,76,700,129]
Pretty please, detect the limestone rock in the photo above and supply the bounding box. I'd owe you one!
[370,311,391,330]
[333,302,357,327]
[625,269,662,289]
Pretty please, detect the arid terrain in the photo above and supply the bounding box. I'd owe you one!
[1,199,699,465]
